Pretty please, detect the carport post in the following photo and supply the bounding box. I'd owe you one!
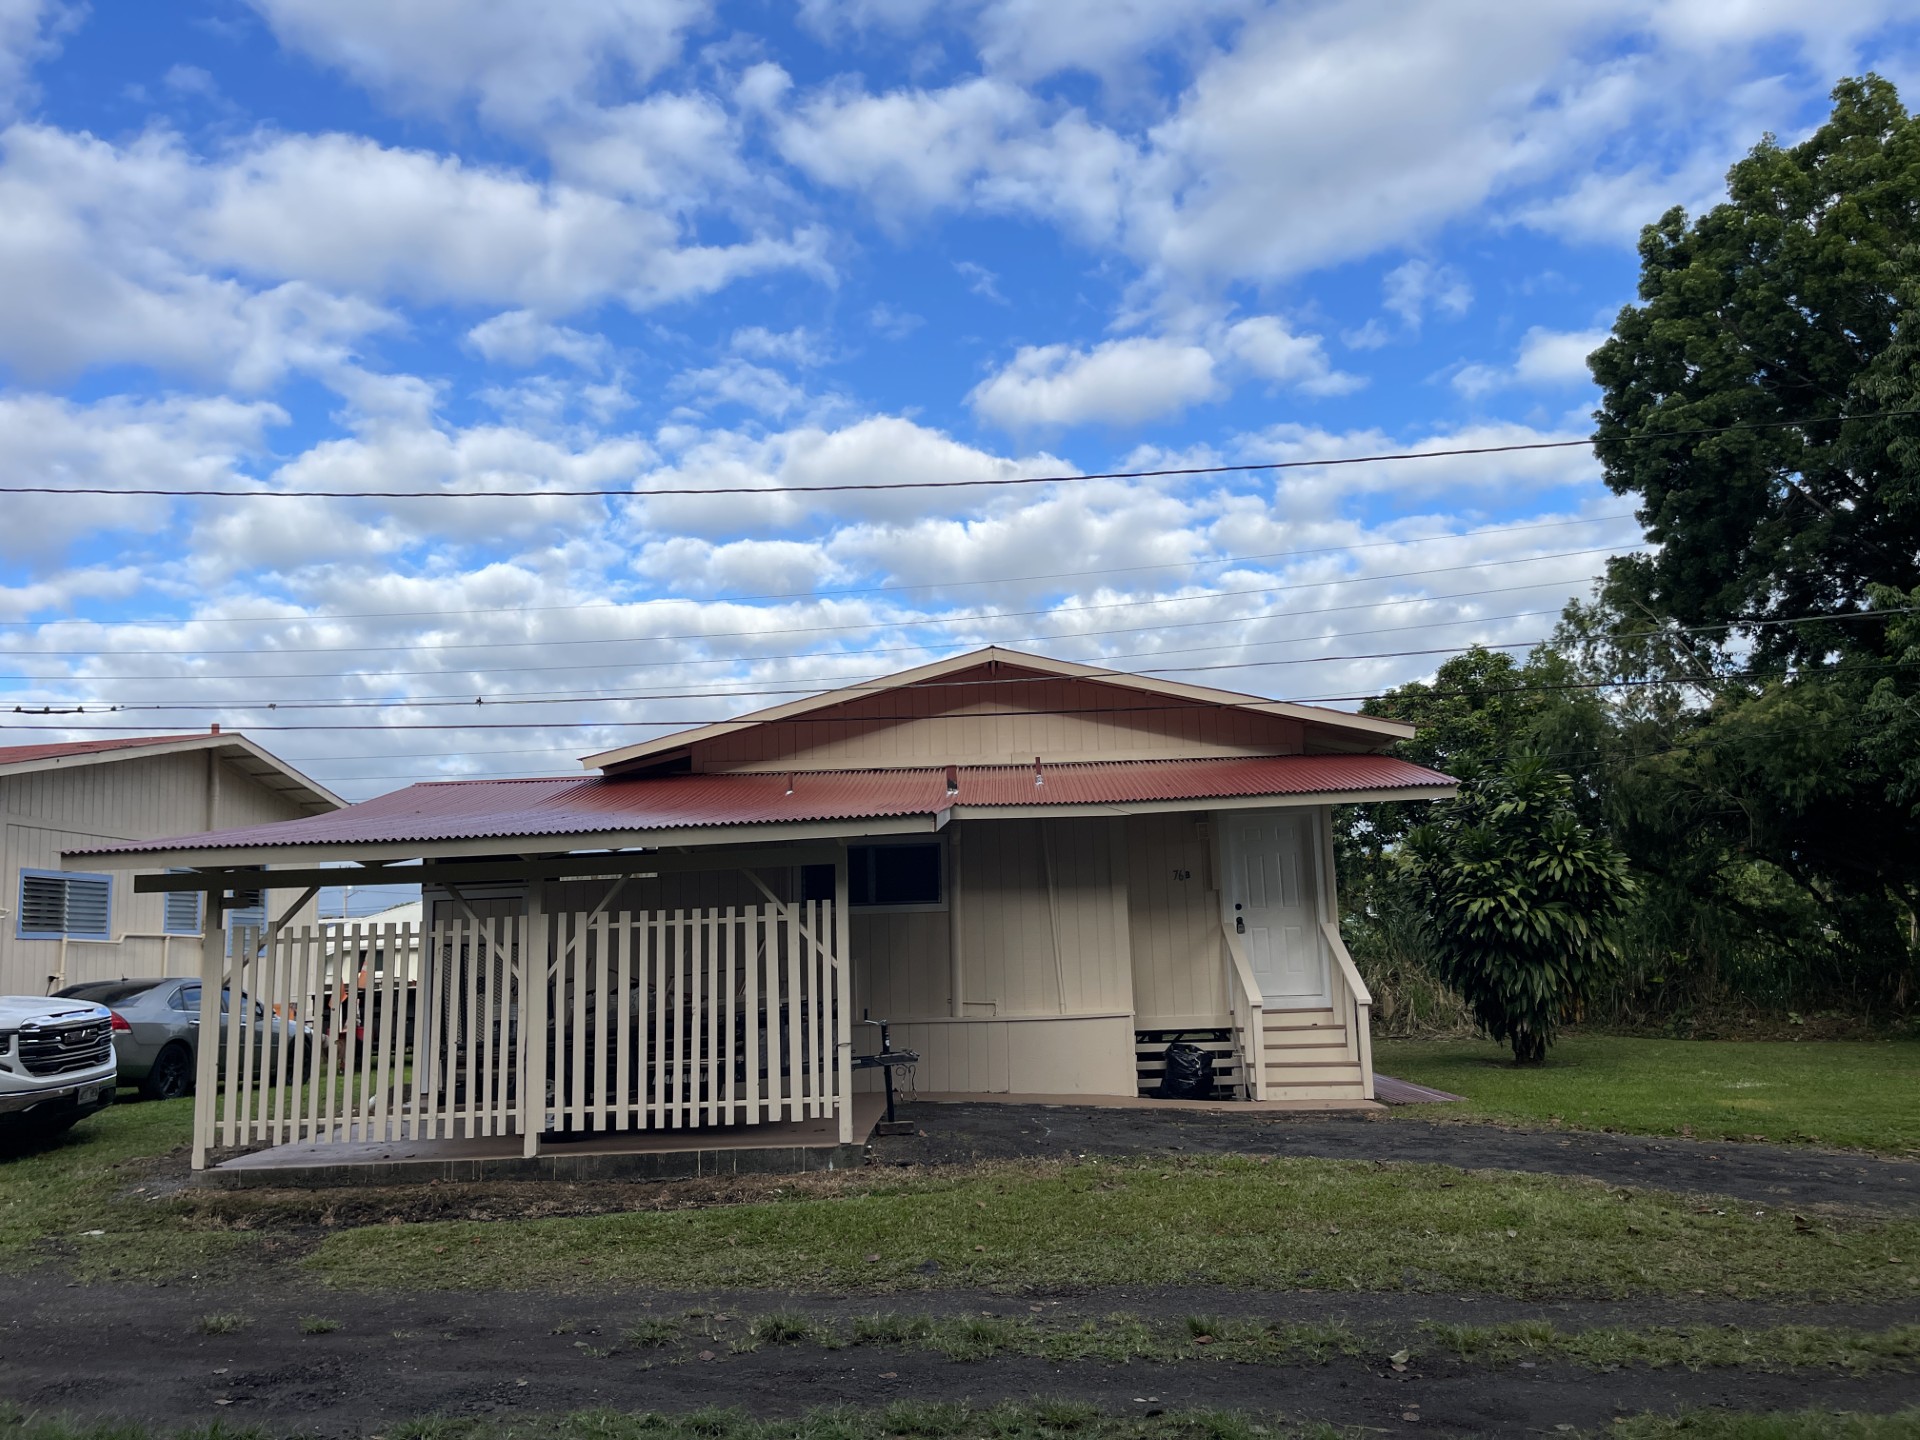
[189,895,224,1171]
[522,880,550,1160]
[835,842,852,1145]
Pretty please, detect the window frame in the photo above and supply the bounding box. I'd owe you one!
[162,870,203,937]
[15,868,113,942]
[845,837,948,914]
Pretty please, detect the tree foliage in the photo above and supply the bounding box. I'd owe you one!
[1589,73,1920,662]
[1403,758,1634,1064]
[1337,77,1920,1029]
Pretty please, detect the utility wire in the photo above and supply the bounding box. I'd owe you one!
[1,409,1911,499]
[20,602,1914,715]
[0,602,1574,687]
[0,544,1635,659]
[9,658,1916,734]
[0,513,1633,630]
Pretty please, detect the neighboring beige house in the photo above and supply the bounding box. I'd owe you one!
[3,733,340,995]
[74,648,1454,1175]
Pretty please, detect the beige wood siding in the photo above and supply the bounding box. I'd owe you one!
[1124,811,1228,1028]
[855,1015,1138,1096]
[2,752,321,995]
[691,672,1305,772]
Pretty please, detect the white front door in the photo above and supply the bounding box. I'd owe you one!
[1221,808,1328,1008]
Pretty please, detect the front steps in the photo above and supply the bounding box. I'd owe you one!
[1133,1009,1373,1105]
[1261,1007,1369,1101]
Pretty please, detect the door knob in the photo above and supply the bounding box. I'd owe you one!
[1235,917,1245,933]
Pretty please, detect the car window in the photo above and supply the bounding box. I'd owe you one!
[55,979,164,1005]
[169,984,196,1012]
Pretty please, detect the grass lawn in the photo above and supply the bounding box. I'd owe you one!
[616,1307,1920,1374]
[307,1153,1920,1299]
[7,1096,1920,1301]
[0,1097,251,1281]
[1372,1035,1920,1155]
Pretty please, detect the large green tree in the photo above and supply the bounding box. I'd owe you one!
[1590,74,1920,661]
[1577,75,1920,1013]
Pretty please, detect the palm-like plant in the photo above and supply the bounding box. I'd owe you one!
[1404,756,1635,1064]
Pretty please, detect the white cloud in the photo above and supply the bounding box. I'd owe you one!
[630,414,1068,535]
[971,315,1360,431]
[955,260,1005,302]
[1382,259,1473,329]
[1221,316,1365,397]
[869,303,924,339]
[730,326,831,366]
[0,0,76,118]
[672,359,812,419]
[0,391,285,564]
[195,132,824,313]
[775,75,1133,242]
[969,337,1219,430]
[0,125,398,387]
[0,120,827,391]
[968,0,1260,84]
[243,0,714,131]
[1452,325,1607,397]
[773,0,1909,298]
[466,310,613,371]
[545,92,754,211]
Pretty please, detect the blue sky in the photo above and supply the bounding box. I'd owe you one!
[1,0,1916,834]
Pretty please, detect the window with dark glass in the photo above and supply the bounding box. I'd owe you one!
[801,843,944,907]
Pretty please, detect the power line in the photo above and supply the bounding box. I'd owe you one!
[8,659,1914,734]
[23,601,1914,716]
[1,409,1911,500]
[0,544,1635,659]
[0,514,1634,631]
[33,640,1552,713]
[1,603,1573,687]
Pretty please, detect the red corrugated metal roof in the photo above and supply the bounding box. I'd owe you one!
[0,735,214,766]
[76,755,1453,857]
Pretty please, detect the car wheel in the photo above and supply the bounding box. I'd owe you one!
[141,1042,195,1101]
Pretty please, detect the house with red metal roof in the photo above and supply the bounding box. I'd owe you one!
[71,647,1452,1179]
[2,732,340,997]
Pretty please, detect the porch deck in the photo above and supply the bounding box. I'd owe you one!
[205,1092,886,1188]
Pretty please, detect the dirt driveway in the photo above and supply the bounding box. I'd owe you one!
[5,1103,1920,1436]
[3,1269,1918,1439]
[876,1100,1920,1212]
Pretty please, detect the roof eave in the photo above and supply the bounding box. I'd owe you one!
[67,812,951,871]
[0,734,343,814]
[946,783,1456,819]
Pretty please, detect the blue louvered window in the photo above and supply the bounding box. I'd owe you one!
[17,869,112,941]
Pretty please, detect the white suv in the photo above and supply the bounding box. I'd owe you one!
[0,996,117,1138]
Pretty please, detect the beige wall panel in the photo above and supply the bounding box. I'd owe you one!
[1124,811,1228,1028]
[947,818,1132,1020]
[850,907,949,1021]
[859,1016,1135,1095]
[1,752,320,995]
[690,675,1305,771]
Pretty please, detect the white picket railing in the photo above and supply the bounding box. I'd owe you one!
[194,902,846,1159]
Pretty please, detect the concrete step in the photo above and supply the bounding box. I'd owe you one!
[1259,1039,1352,1060]
[1263,1009,1342,1033]
[1265,1083,1371,1103]
[1263,1061,1365,1085]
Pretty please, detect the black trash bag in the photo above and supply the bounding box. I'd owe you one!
[1157,1041,1215,1100]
